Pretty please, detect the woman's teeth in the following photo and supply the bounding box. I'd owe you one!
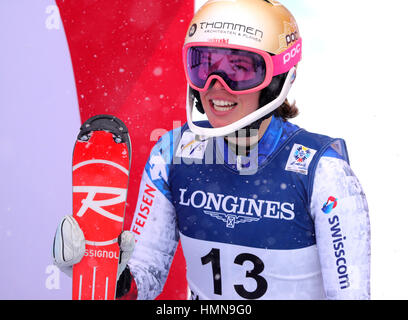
[211,99,237,111]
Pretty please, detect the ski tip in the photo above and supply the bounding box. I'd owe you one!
[78,115,130,146]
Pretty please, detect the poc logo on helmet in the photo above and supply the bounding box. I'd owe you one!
[286,31,299,46]
[283,43,301,65]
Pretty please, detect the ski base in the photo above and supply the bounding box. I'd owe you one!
[72,115,131,300]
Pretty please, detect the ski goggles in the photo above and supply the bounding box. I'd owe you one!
[183,38,302,95]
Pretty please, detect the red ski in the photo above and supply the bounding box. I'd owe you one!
[71,115,131,300]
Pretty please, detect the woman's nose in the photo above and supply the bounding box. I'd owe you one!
[209,78,225,90]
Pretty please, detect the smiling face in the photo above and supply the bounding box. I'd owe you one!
[199,80,261,129]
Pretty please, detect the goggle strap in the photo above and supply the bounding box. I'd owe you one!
[272,38,302,77]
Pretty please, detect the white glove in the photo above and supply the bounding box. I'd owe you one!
[53,215,85,277]
[52,215,135,279]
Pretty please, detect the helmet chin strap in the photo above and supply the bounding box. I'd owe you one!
[187,67,296,139]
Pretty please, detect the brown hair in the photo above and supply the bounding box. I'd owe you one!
[273,98,299,121]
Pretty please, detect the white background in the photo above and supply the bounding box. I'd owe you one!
[282,0,408,300]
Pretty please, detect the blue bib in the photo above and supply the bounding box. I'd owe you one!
[169,122,348,250]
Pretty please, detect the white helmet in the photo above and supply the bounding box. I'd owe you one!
[183,0,301,137]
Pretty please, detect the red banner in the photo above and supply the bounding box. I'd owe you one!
[56,0,193,300]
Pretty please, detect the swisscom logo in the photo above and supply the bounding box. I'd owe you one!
[322,195,350,290]
[322,196,338,214]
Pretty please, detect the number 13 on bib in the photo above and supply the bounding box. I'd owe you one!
[71,115,131,300]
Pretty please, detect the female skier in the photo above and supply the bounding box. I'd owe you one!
[53,0,370,300]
